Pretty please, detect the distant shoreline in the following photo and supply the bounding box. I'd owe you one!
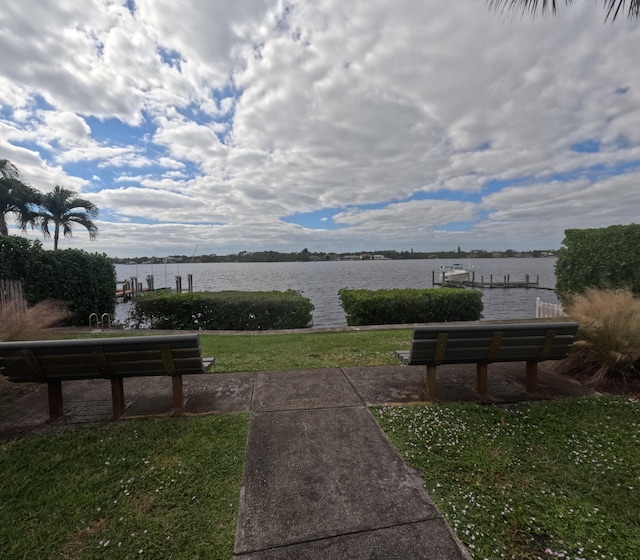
[112,252,559,265]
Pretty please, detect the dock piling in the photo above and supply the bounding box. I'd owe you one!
[432,270,549,290]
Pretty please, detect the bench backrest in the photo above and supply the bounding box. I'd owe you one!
[0,334,206,382]
[407,320,579,365]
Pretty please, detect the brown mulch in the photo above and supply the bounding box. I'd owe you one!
[593,376,640,399]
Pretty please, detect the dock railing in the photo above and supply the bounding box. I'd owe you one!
[535,297,566,318]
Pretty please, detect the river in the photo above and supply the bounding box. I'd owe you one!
[115,258,560,328]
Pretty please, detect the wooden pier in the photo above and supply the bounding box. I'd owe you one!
[432,270,554,290]
[116,274,195,301]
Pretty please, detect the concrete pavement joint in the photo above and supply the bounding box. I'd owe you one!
[234,517,446,557]
[338,366,368,407]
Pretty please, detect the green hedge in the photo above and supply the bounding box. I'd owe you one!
[0,236,39,279]
[339,288,483,326]
[0,236,115,325]
[555,224,640,298]
[128,290,314,330]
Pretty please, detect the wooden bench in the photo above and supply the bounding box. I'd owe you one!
[395,319,579,398]
[0,334,214,420]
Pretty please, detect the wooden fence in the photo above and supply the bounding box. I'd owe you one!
[0,278,27,313]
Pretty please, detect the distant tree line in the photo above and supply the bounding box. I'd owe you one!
[0,159,98,249]
[113,248,559,265]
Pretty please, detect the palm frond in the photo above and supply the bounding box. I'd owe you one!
[488,0,640,20]
[605,0,640,20]
[68,214,99,239]
[488,0,567,17]
[0,162,41,234]
[0,159,21,181]
[39,215,52,238]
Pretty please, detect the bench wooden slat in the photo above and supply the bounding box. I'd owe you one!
[411,321,577,339]
[8,334,201,349]
[407,342,575,365]
[408,333,576,348]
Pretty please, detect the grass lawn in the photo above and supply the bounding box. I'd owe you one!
[0,414,248,560]
[198,329,412,372]
[373,396,640,560]
[67,328,412,372]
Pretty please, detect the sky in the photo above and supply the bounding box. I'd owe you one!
[1,0,640,258]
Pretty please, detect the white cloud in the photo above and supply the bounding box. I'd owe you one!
[2,0,640,256]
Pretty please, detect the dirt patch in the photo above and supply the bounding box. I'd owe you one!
[61,518,110,558]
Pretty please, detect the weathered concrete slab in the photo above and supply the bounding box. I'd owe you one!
[0,373,254,431]
[185,372,254,414]
[236,518,469,559]
[0,392,51,435]
[342,366,427,405]
[251,369,362,411]
[507,363,596,398]
[61,400,114,423]
[122,396,172,418]
[235,406,442,555]
[345,363,596,405]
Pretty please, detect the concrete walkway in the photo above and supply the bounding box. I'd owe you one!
[0,363,594,558]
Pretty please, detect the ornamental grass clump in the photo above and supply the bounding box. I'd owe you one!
[0,299,71,342]
[555,288,640,386]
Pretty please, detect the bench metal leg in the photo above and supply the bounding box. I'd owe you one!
[110,378,126,419]
[171,375,184,415]
[476,363,488,396]
[525,360,538,392]
[425,364,437,399]
[47,380,64,420]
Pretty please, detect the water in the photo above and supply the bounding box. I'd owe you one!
[115,258,560,328]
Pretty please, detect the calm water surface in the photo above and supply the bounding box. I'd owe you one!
[115,258,560,328]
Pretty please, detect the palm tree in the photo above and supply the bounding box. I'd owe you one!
[0,159,41,236]
[488,0,640,21]
[38,185,98,250]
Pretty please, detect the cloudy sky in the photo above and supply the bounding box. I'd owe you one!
[1,0,639,257]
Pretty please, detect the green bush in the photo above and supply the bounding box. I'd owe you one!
[339,288,483,326]
[128,290,314,330]
[555,224,640,298]
[0,236,115,326]
[0,236,41,279]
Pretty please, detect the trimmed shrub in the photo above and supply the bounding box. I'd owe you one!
[339,288,483,326]
[555,224,640,299]
[0,236,41,279]
[0,236,116,326]
[553,288,640,386]
[128,290,314,330]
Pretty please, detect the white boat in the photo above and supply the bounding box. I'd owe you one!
[440,263,470,282]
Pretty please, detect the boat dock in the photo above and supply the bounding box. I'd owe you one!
[116,274,195,301]
[432,270,554,290]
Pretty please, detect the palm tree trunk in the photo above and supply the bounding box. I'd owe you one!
[54,224,60,250]
[0,214,8,236]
